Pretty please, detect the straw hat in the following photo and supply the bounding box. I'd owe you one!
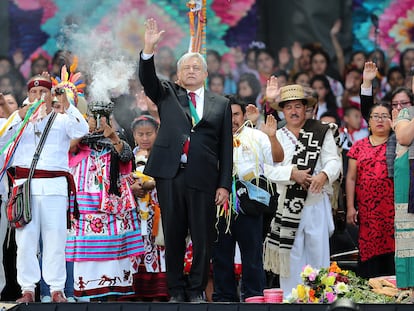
[270,84,317,111]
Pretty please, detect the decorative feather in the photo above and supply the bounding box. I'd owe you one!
[70,72,82,84]
[73,79,84,86]
[69,55,78,74]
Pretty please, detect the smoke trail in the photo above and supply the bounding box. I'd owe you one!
[59,23,137,104]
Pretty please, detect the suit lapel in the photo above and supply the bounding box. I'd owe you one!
[177,88,215,127]
[177,88,192,123]
[197,91,214,126]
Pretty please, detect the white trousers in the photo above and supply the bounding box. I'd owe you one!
[280,194,334,298]
[0,200,8,296]
[15,195,67,293]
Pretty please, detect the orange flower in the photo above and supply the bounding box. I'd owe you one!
[233,138,241,147]
[309,288,316,301]
[329,261,342,273]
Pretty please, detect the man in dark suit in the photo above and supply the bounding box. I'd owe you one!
[139,18,233,302]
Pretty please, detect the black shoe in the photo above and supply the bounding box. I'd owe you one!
[189,294,206,303]
[169,293,186,303]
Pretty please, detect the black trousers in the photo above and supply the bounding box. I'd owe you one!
[212,212,265,302]
[155,168,216,299]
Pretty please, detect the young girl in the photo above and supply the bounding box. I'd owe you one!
[310,74,341,120]
[128,115,169,301]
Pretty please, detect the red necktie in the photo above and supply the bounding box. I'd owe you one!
[189,92,197,108]
[183,138,190,158]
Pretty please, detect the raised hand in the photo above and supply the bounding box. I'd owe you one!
[291,41,302,60]
[143,18,165,54]
[40,71,51,79]
[245,104,260,125]
[330,19,341,36]
[391,108,399,126]
[266,76,280,103]
[362,61,378,82]
[260,114,277,137]
[278,47,290,69]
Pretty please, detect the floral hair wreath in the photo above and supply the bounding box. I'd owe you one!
[51,56,86,106]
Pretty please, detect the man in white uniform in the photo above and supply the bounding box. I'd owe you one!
[262,78,341,297]
[1,75,88,303]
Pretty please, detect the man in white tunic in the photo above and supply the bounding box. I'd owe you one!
[212,95,280,301]
[263,78,341,297]
[2,75,88,303]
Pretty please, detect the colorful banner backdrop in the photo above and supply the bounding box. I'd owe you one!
[6,0,414,76]
[7,0,257,78]
[352,0,414,63]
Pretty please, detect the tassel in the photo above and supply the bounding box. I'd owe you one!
[152,201,161,238]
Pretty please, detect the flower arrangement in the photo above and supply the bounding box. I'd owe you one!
[289,262,397,304]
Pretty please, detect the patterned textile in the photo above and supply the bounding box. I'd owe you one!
[394,151,414,288]
[264,119,329,277]
[66,150,143,261]
[66,148,144,298]
[128,265,169,301]
[347,138,394,262]
[73,259,135,299]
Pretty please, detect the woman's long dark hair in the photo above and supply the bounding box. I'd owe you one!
[310,74,338,117]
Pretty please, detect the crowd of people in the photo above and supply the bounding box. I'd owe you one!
[0,16,413,303]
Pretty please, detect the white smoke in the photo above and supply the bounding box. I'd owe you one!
[59,24,137,104]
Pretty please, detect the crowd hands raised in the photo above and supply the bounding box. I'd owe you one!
[0,16,413,303]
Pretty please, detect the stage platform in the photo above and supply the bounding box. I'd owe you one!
[4,302,414,311]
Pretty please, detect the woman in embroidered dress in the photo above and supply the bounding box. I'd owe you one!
[66,115,144,300]
[127,115,169,301]
[391,83,414,289]
[346,103,395,278]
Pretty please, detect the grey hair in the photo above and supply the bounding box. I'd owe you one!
[177,52,207,72]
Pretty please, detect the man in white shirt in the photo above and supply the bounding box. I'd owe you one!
[212,95,276,302]
[1,75,88,303]
[263,79,341,297]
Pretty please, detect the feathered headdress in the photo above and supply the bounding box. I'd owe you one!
[51,56,86,106]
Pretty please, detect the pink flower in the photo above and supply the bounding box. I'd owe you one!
[308,271,317,281]
[326,291,336,303]
[90,217,103,233]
